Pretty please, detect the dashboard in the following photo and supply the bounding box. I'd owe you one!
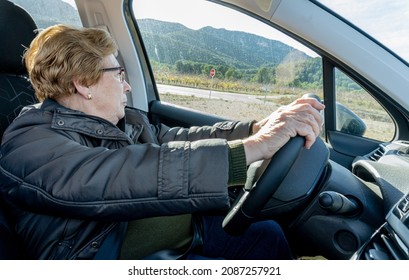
[286,140,409,259]
[352,141,409,260]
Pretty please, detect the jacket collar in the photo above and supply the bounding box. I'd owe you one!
[41,99,133,142]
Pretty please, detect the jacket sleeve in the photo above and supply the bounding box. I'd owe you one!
[152,120,254,144]
[0,115,231,221]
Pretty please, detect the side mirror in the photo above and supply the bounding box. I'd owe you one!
[303,93,366,137]
[336,103,366,136]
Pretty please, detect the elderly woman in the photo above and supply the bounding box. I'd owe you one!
[0,24,324,259]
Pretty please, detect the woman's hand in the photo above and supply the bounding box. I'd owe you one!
[244,97,325,165]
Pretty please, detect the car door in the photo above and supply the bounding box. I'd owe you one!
[128,0,398,170]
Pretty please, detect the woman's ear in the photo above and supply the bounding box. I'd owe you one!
[73,80,91,100]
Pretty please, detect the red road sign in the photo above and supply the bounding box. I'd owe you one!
[210,68,215,77]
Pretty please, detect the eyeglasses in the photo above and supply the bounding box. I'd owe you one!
[102,66,126,83]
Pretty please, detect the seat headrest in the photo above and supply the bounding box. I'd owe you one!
[0,1,38,75]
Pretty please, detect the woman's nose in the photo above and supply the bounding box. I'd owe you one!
[123,80,132,93]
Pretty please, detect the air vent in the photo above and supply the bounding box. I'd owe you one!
[368,145,387,161]
[361,227,407,260]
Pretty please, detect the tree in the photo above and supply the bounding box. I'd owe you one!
[225,68,242,80]
[254,66,274,84]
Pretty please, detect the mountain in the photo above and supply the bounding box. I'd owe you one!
[137,19,310,70]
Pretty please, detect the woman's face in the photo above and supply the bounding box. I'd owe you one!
[89,54,132,124]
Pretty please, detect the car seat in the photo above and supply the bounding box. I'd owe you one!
[0,0,38,139]
[0,0,38,259]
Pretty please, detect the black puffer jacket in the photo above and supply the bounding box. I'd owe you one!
[0,99,252,259]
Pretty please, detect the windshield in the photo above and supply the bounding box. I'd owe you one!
[316,0,409,63]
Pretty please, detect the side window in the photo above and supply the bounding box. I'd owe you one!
[334,68,395,141]
[133,0,322,123]
[11,0,81,28]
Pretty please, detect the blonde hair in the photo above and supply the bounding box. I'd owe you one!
[24,24,118,101]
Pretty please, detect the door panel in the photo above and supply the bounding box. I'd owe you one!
[149,100,226,128]
[326,130,381,168]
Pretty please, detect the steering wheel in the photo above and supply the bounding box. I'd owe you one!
[222,136,307,235]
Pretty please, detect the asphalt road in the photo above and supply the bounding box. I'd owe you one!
[157,84,268,104]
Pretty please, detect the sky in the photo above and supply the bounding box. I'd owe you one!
[62,0,409,61]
